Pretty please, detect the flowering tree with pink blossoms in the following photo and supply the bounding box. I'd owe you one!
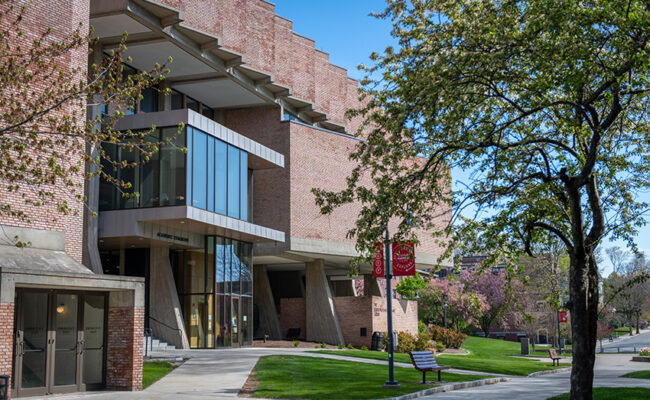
[459,269,524,338]
[418,277,488,332]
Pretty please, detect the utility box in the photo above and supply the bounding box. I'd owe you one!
[520,337,530,355]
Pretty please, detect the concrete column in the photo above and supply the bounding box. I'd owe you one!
[329,279,355,297]
[305,260,344,344]
[364,274,384,297]
[253,265,282,339]
[149,247,190,349]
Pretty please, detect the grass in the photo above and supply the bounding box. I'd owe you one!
[548,387,650,399]
[251,355,494,399]
[622,370,650,379]
[314,336,570,376]
[142,361,178,389]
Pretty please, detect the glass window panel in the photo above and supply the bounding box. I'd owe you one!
[215,140,227,215]
[187,97,199,112]
[21,292,48,388]
[227,146,240,218]
[99,142,117,211]
[231,296,239,345]
[241,242,253,296]
[206,237,214,293]
[207,137,215,212]
[139,87,158,113]
[171,90,183,110]
[185,249,206,294]
[83,295,105,385]
[186,127,193,206]
[160,127,187,206]
[140,131,160,207]
[216,237,225,294]
[241,296,252,346]
[224,239,232,294]
[54,294,78,386]
[202,106,214,120]
[215,294,225,348]
[231,241,242,295]
[223,295,231,347]
[118,139,140,209]
[240,152,248,221]
[184,295,206,348]
[192,130,208,209]
[206,294,214,348]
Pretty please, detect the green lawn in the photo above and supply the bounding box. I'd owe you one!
[142,361,178,389]
[314,336,569,376]
[251,355,494,399]
[548,387,650,399]
[622,370,650,379]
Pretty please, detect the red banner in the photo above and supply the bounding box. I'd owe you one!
[373,243,384,277]
[392,242,416,276]
[559,311,568,323]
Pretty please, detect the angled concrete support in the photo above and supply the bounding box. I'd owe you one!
[149,247,190,349]
[364,274,384,297]
[305,260,344,344]
[253,265,282,339]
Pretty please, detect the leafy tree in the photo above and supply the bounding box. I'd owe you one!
[459,268,523,339]
[314,1,650,398]
[0,0,171,240]
[603,252,650,334]
[418,277,487,332]
[395,272,427,300]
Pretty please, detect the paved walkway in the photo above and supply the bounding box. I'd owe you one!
[22,348,650,400]
[600,328,650,353]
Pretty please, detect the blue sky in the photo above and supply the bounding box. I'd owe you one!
[270,0,649,275]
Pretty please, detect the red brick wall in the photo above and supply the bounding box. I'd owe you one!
[0,0,89,263]
[371,296,418,336]
[279,298,305,340]
[155,0,364,132]
[106,306,144,391]
[333,297,373,348]
[0,302,15,399]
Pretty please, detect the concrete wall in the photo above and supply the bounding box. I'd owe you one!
[252,265,282,339]
[305,260,344,344]
[371,296,419,336]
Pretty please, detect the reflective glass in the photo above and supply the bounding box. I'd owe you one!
[227,146,240,218]
[140,132,160,207]
[21,292,48,388]
[160,127,186,206]
[241,296,253,346]
[215,140,227,215]
[171,90,184,110]
[207,137,215,212]
[231,241,242,295]
[54,294,78,386]
[83,295,105,385]
[192,130,207,209]
[240,152,248,221]
[185,249,206,294]
[98,143,117,210]
[215,294,225,347]
[118,139,139,209]
[140,87,158,113]
[224,239,232,294]
[216,237,225,294]
[186,127,193,206]
[240,242,253,296]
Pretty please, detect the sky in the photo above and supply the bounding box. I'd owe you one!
[270,0,650,276]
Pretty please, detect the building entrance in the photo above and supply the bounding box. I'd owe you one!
[13,290,107,397]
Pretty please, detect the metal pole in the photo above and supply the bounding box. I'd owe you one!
[557,309,561,354]
[443,301,448,329]
[383,225,400,388]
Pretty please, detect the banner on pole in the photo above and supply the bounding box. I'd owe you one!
[559,311,568,323]
[392,242,416,276]
[373,243,384,278]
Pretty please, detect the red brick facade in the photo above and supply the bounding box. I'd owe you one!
[279,298,306,340]
[106,306,144,391]
[0,303,15,399]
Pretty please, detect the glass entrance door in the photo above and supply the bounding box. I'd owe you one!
[231,297,240,347]
[13,290,106,397]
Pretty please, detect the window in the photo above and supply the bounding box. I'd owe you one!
[191,129,208,209]
[215,140,227,215]
[160,127,186,206]
[227,146,240,218]
[207,137,215,212]
[240,152,248,221]
[171,89,184,110]
[139,87,158,113]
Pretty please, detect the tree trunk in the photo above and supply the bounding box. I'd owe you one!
[568,251,599,400]
[636,313,640,335]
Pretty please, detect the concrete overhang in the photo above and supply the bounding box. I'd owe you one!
[89,0,340,128]
[98,206,286,246]
[114,109,284,169]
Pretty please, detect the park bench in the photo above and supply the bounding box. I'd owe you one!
[409,351,451,383]
[548,348,565,366]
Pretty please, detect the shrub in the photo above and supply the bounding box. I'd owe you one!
[418,320,427,335]
[293,340,299,347]
[320,342,327,348]
[640,347,650,356]
[427,325,467,349]
[347,344,354,349]
[361,345,368,350]
[396,332,417,353]
[338,344,344,349]
[415,333,434,351]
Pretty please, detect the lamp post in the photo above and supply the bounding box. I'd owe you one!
[443,300,448,329]
[383,225,400,388]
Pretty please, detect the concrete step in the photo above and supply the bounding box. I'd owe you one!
[144,335,176,351]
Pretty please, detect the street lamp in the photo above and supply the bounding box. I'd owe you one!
[443,301,448,329]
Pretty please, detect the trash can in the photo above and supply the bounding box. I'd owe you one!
[371,332,383,351]
[0,375,8,400]
[520,337,530,355]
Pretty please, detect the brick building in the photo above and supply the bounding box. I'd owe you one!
[0,0,450,397]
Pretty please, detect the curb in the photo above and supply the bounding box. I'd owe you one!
[379,377,510,400]
[527,367,571,377]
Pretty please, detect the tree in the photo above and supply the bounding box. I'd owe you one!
[603,252,650,334]
[459,268,523,339]
[395,272,428,300]
[314,1,650,398]
[0,0,170,238]
[417,276,487,332]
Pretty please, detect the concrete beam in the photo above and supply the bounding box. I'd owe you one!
[253,265,282,340]
[364,274,383,297]
[305,259,344,345]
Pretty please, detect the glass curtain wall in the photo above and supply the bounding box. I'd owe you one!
[99,126,251,222]
[171,236,253,348]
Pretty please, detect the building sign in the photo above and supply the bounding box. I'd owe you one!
[559,311,568,323]
[373,243,384,278]
[392,242,416,276]
[373,241,416,277]
[156,232,189,243]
